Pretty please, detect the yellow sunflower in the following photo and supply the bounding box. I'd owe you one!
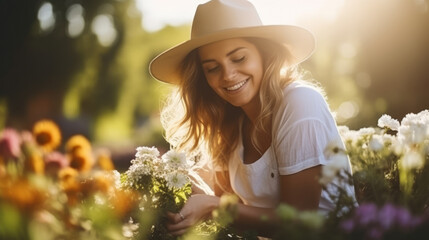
[67,148,93,172]
[58,167,81,206]
[65,134,91,155]
[32,119,61,152]
[58,167,79,186]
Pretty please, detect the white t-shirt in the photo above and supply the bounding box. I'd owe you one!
[228,82,356,214]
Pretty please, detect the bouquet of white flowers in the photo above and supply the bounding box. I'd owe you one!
[119,146,193,239]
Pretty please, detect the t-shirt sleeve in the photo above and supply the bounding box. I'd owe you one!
[273,84,341,175]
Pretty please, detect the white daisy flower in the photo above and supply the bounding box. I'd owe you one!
[382,133,396,143]
[390,137,404,156]
[136,146,160,159]
[165,171,189,189]
[320,165,337,186]
[377,114,400,131]
[125,162,151,185]
[113,170,122,189]
[320,153,349,185]
[398,122,427,145]
[381,134,402,155]
[324,138,346,158]
[401,149,424,170]
[340,129,359,144]
[337,125,350,136]
[369,134,384,152]
[358,127,376,136]
[162,149,188,169]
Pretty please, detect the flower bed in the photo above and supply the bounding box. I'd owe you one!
[1,110,429,240]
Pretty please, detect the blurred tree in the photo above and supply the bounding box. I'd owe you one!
[0,0,189,150]
[1,0,40,128]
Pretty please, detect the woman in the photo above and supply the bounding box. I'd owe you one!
[149,0,356,237]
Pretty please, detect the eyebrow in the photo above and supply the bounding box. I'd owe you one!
[200,47,246,64]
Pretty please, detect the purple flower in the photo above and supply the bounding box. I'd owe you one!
[394,206,412,229]
[408,216,423,229]
[378,203,397,230]
[355,203,378,226]
[341,203,426,240]
[340,219,355,233]
[368,227,383,240]
[0,128,21,159]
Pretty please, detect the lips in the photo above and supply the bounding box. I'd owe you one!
[225,78,249,91]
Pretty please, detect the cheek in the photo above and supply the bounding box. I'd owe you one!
[247,60,264,81]
[205,76,220,92]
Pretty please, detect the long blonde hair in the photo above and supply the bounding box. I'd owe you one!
[160,38,300,169]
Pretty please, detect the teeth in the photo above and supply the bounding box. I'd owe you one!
[226,80,247,91]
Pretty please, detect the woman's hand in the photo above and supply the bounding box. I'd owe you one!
[166,194,219,236]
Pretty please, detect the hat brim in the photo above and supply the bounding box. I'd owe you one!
[149,25,315,84]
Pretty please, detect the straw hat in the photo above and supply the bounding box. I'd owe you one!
[149,0,315,84]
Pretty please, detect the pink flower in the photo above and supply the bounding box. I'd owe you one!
[0,128,21,159]
[44,151,68,176]
[20,130,35,145]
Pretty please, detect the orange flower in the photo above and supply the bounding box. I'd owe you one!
[65,135,91,155]
[0,159,6,177]
[25,151,45,175]
[32,120,61,152]
[1,178,46,214]
[58,167,81,206]
[111,189,139,219]
[80,172,113,197]
[58,167,79,188]
[67,148,93,172]
[0,162,5,177]
[96,151,115,171]
[92,173,113,194]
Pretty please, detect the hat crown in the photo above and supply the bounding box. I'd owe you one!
[191,0,262,38]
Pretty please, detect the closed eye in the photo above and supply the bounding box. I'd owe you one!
[232,56,245,63]
[206,65,220,73]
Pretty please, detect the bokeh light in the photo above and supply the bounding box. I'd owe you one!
[91,14,117,47]
[37,2,55,32]
[66,4,85,38]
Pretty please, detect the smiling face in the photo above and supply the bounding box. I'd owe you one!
[198,38,264,114]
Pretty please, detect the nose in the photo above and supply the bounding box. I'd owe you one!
[223,64,237,81]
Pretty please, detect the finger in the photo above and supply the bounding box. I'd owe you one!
[191,184,203,194]
[166,211,184,224]
[169,228,188,236]
[166,218,191,232]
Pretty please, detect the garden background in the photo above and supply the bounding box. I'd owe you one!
[1,0,428,169]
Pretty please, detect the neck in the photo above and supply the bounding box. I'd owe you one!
[241,96,261,124]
